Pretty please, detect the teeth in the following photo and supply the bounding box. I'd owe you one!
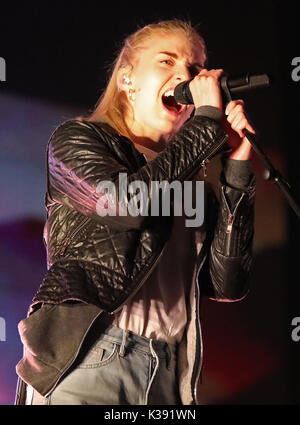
[163,89,174,97]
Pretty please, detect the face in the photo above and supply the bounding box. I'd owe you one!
[123,32,203,145]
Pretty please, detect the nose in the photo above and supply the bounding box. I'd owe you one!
[174,65,191,82]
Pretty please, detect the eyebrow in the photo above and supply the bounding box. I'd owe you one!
[157,51,203,69]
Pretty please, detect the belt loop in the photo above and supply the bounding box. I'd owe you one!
[119,329,128,357]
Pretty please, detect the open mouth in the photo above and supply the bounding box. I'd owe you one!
[162,89,183,114]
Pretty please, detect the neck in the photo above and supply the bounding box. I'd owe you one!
[124,120,168,153]
[130,133,167,153]
[123,112,173,153]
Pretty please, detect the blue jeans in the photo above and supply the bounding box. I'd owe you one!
[26,324,181,405]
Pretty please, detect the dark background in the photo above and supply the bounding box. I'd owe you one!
[1,1,300,404]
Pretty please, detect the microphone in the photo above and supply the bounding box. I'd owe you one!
[174,73,270,105]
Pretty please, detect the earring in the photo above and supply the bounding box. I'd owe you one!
[123,76,131,85]
[129,88,135,101]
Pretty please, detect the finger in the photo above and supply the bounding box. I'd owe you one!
[209,69,224,80]
[228,114,245,137]
[231,114,245,128]
[245,121,256,134]
[225,100,244,118]
[230,114,256,138]
[234,117,248,138]
[225,99,244,117]
[226,105,245,125]
[214,69,224,77]
[198,68,223,78]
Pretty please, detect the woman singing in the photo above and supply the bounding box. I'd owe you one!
[15,19,255,405]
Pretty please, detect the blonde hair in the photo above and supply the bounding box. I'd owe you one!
[87,19,207,136]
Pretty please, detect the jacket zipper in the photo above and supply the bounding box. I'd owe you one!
[44,309,103,397]
[222,189,245,256]
[109,244,166,315]
[182,134,228,182]
[201,159,209,178]
[59,216,91,256]
[203,134,228,162]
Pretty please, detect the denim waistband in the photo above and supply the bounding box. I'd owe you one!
[98,324,177,359]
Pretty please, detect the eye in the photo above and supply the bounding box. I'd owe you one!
[160,59,174,66]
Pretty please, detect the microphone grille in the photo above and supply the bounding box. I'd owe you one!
[174,81,193,105]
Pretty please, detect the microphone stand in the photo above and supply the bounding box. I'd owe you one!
[221,75,300,220]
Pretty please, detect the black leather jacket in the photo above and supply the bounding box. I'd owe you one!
[15,114,255,405]
[32,116,253,310]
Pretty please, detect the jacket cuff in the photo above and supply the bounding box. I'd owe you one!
[216,179,255,256]
[206,180,255,301]
[220,158,255,212]
[222,158,253,191]
[195,105,223,123]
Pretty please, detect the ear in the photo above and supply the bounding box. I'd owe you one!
[117,65,133,92]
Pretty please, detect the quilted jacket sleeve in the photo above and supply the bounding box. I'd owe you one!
[200,171,255,302]
[47,117,228,230]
